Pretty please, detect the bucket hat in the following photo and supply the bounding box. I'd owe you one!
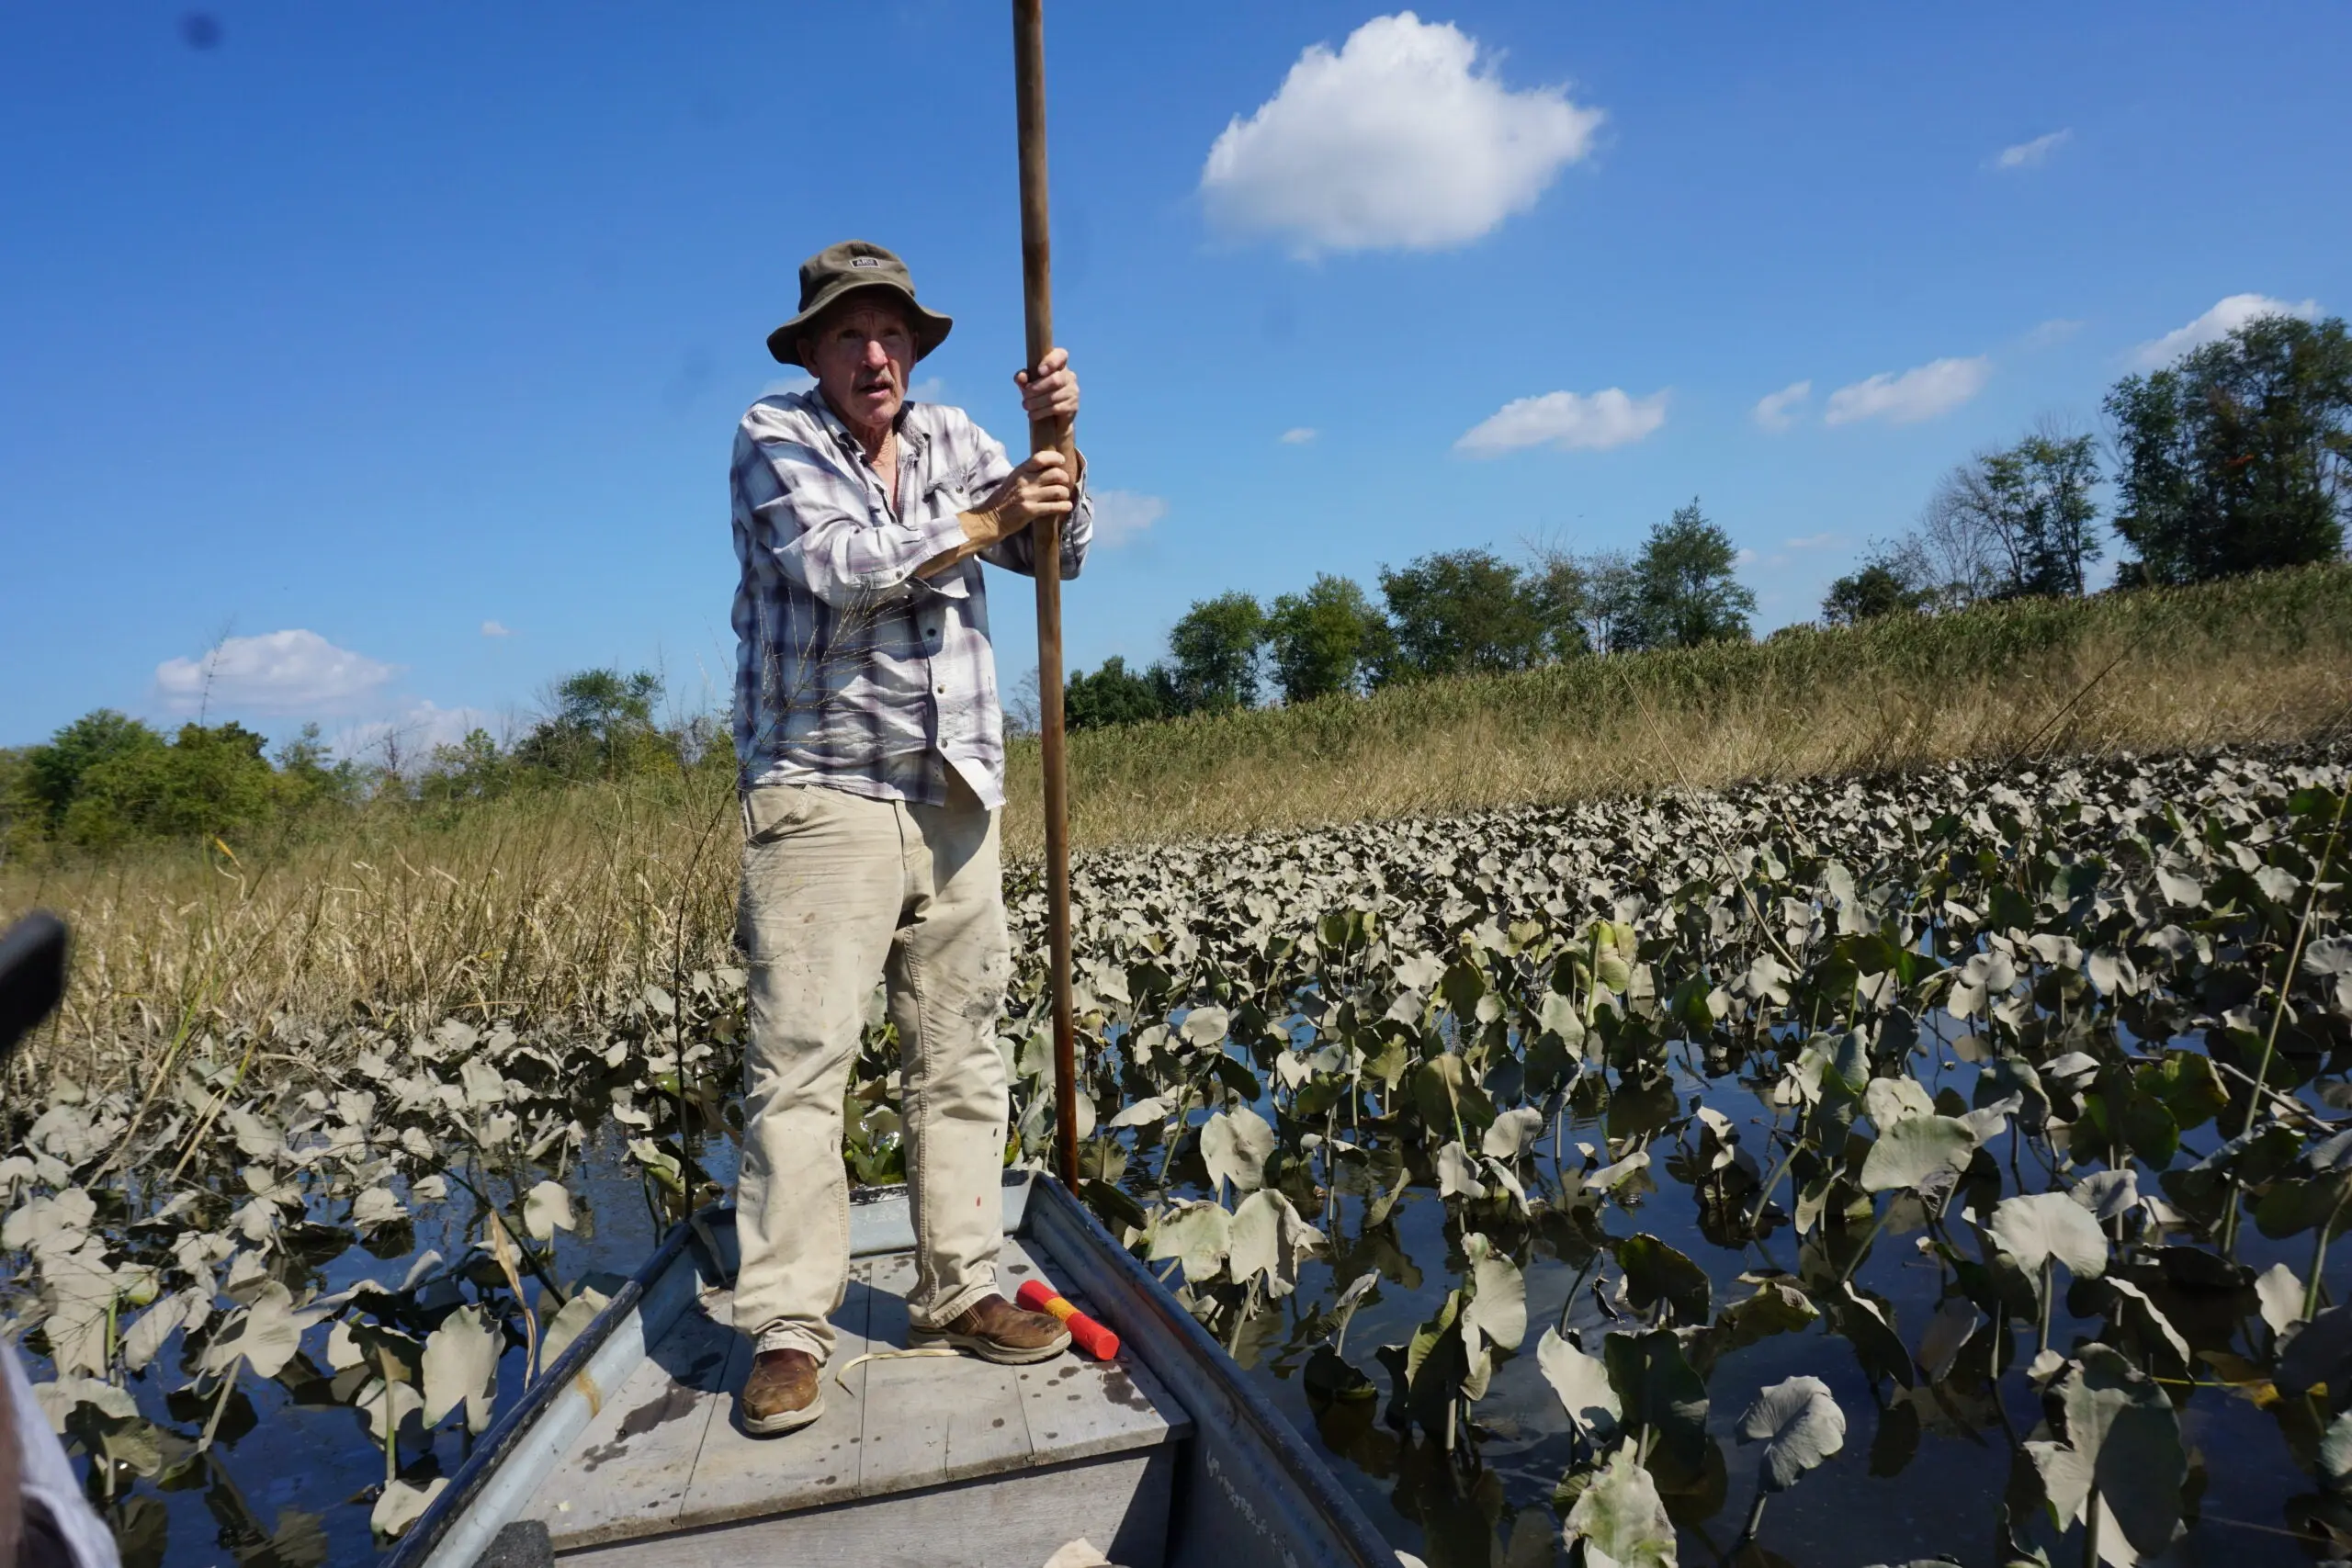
[766,240,952,367]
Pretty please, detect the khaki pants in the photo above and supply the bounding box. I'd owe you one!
[732,773,1012,1360]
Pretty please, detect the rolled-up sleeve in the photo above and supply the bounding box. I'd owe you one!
[732,419,965,609]
[962,425,1092,581]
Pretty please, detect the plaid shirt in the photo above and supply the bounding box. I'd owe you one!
[730,388,1090,808]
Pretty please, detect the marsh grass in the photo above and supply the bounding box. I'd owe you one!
[8,566,2350,1086]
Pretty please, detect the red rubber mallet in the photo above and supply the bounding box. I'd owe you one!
[1015,1280,1120,1360]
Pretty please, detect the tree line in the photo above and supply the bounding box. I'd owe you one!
[0,669,723,856]
[1074,311,2352,725]
[7,312,2344,850]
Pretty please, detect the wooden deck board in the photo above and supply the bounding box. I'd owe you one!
[525,1292,735,1546]
[1001,1235,1194,1463]
[673,1258,877,1529]
[532,1234,1188,1551]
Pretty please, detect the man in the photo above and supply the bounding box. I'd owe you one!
[728,240,1089,1436]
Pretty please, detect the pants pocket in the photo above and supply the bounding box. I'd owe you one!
[741,783,818,845]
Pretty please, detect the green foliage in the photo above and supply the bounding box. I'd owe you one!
[2107,313,2352,584]
[1265,574,1389,704]
[25,710,165,829]
[514,669,673,780]
[1624,501,1755,649]
[1821,559,1932,626]
[1928,432,2104,599]
[1064,655,1173,730]
[1165,592,1267,713]
[1376,547,1555,682]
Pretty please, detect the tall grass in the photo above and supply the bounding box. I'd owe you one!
[8,566,2350,1085]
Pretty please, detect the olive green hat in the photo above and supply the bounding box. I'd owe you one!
[765,240,953,367]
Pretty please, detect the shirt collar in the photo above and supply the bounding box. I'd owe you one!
[808,387,929,458]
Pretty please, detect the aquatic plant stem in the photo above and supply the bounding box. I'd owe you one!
[2038,1257,2056,1362]
[1839,1200,1894,1283]
[2308,1183,2350,1321]
[2238,787,2346,1145]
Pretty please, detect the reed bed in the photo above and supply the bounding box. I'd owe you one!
[8,566,2350,1089]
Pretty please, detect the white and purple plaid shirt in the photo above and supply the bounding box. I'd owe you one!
[729,388,1090,808]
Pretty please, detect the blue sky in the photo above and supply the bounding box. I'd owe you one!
[3,3,2346,758]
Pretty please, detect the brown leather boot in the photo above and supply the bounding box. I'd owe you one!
[738,1347,823,1436]
[912,1292,1072,1364]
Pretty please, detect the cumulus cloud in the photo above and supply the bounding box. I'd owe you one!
[1091,491,1168,547]
[154,629,398,716]
[1824,356,1991,426]
[1201,12,1604,255]
[481,620,514,637]
[1280,427,1318,445]
[1455,388,1668,457]
[1751,380,1812,433]
[2132,293,2322,368]
[760,373,815,400]
[332,702,499,771]
[1784,533,1838,550]
[1995,130,2071,169]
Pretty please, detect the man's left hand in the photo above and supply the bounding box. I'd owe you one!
[1014,346,1080,424]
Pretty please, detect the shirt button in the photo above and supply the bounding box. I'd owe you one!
[935,684,946,694]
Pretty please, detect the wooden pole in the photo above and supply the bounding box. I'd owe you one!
[1012,0,1081,1192]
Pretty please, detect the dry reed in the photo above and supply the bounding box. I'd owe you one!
[8,567,2350,1087]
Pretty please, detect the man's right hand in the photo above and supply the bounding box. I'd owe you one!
[963,448,1073,548]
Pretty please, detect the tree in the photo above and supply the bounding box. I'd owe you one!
[515,669,672,779]
[1521,550,1595,660]
[1375,548,1547,682]
[1165,592,1266,712]
[62,721,279,849]
[1064,656,1171,729]
[1821,558,1932,625]
[1577,550,1643,655]
[1265,575,1389,704]
[2106,313,2352,584]
[1923,428,2102,600]
[24,710,164,829]
[1625,501,1755,649]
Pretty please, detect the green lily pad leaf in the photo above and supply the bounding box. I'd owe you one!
[1604,1327,1710,1474]
[1988,1191,2108,1279]
[371,1476,447,1539]
[199,1280,320,1381]
[2320,1411,2352,1492]
[1565,1448,1677,1568]
[538,1286,611,1373]
[1435,1141,1487,1201]
[1860,1115,1975,1194]
[523,1180,575,1242]
[1482,1107,1545,1161]
[1915,1296,1980,1382]
[1303,1345,1376,1404]
[1106,1095,1174,1130]
[1737,1374,1847,1492]
[1200,1105,1274,1198]
[1462,1247,1525,1362]
[1537,1327,1620,1443]
[1227,1189,1325,1298]
[1148,1201,1232,1284]
[1715,1279,1819,1351]
[421,1303,501,1431]
[1619,1234,1711,1325]
[2046,1346,2187,1563]
[1179,1006,1230,1047]
[2256,1262,2306,1337]
[1862,1077,1935,1133]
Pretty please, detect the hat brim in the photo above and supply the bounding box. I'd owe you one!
[766,280,952,367]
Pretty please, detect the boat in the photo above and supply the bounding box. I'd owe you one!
[383,1171,1401,1568]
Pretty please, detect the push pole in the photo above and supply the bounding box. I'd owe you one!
[1012,0,1081,1191]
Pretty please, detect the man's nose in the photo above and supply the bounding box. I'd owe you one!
[863,339,890,370]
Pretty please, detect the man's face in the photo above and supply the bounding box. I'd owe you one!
[802,296,917,434]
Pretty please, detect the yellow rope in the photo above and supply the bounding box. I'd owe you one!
[834,1347,965,1393]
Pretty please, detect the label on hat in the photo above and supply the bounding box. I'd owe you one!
[850,256,881,267]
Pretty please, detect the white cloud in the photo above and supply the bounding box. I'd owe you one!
[2021,318,2083,349]
[1824,356,1991,426]
[909,377,946,402]
[154,629,398,716]
[331,702,498,771]
[1200,12,1604,255]
[2132,293,2322,367]
[481,620,514,637]
[1280,427,1318,445]
[1994,130,2071,169]
[1454,388,1668,457]
[760,374,815,400]
[1091,490,1168,547]
[1783,533,1838,550]
[1751,380,1812,433]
